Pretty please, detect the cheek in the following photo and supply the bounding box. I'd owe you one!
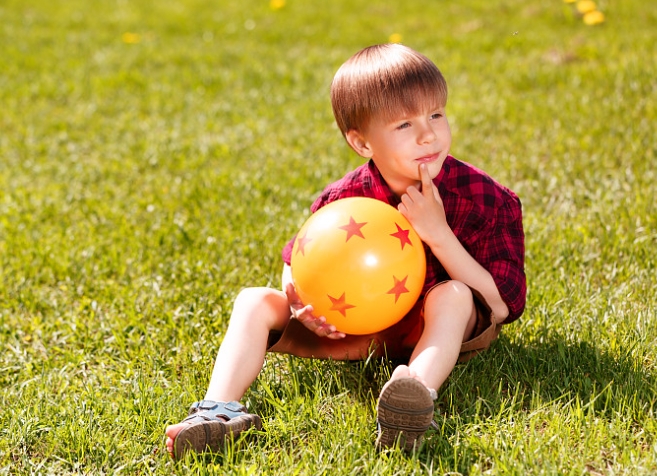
[440,121,452,139]
[441,132,452,149]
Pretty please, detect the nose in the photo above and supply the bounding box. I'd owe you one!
[417,122,437,145]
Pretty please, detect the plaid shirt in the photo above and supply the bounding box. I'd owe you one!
[282,156,526,323]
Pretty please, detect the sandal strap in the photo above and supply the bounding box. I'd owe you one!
[183,400,249,423]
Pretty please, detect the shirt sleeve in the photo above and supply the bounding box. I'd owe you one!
[282,234,295,266]
[480,195,526,323]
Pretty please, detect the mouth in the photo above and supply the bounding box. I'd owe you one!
[414,153,440,163]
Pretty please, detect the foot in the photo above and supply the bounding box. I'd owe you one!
[376,365,436,452]
[382,365,437,399]
[165,422,192,457]
[387,365,427,387]
[165,400,262,459]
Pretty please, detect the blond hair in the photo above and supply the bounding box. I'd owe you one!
[331,44,448,136]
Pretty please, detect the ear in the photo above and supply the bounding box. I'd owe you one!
[345,129,373,158]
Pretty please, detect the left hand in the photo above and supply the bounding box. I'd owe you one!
[285,282,346,339]
[397,163,449,245]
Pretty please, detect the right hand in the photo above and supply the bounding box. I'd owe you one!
[285,282,346,340]
[398,163,449,248]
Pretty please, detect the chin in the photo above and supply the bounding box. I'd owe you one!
[426,160,444,178]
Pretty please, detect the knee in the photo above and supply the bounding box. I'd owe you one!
[424,280,474,320]
[427,280,472,301]
[233,287,286,311]
[232,287,290,326]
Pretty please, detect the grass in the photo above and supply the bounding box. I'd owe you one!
[1,0,656,474]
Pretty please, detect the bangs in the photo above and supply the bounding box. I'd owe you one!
[331,44,448,134]
[366,77,446,127]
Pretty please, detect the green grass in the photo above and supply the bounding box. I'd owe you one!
[1,0,656,474]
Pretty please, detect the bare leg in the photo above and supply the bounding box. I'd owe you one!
[204,287,291,401]
[376,281,477,450]
[165,287,291,454]
[387,280,477,390]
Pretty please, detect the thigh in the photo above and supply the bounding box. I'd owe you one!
[266,281,502,362]
[414,281,502,362]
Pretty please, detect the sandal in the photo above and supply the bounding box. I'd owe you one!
[376,378,436,452]
[173,400,262,459]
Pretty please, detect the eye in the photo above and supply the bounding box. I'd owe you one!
[430,112,443,120]
[397,122,411,130]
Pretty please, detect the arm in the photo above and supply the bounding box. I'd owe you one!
[281,263,294,290]
[398,164,510,322]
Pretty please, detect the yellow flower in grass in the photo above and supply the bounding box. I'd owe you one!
[563,0,577,3]
[583,10,605,25]
[122,32,141,44]
[270,0,285,10]
[576,0,597,14]
[388,33,403,44]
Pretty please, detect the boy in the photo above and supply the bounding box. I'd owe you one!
[165,43,526,457]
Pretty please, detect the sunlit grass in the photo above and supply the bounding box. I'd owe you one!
[1,0,656,474]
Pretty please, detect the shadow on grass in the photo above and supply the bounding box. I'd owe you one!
[276,332,657,416]
[451,333,656,417]
[264,333,655,455]
[195,335,655,470]
[415,333,657,468]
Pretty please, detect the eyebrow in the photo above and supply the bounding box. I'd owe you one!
[392,104,446,121]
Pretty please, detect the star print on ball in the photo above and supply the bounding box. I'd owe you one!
[290,197,426,335]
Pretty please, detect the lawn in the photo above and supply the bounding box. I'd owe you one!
[1,0,656,474]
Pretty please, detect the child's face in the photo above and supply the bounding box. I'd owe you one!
[347,104,451,196]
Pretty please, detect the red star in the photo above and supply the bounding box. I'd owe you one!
[328,292,356,317]
[386,275,410,303]
[339,216,367,242]
[390,223,413,250]
[295,231,312,256]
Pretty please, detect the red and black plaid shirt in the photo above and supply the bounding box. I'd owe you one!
[282,156,526,323]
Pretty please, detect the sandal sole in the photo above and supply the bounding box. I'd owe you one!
[376,377,434,452]
[173,414,263,459]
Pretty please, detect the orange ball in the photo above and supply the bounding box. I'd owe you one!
[290,197,426,335]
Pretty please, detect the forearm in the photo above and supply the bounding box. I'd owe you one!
[281,264,293,290]
[426,230,509,322]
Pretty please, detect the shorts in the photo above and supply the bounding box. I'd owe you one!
[267,281,501,363]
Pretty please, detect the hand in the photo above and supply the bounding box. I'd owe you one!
[284,282,346,339]
[397,163,449,246]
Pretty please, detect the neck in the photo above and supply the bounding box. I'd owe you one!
[390,180,421,198]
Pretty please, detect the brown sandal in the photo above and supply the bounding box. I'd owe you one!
[376,378,436,452]
[173,400,262,459]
